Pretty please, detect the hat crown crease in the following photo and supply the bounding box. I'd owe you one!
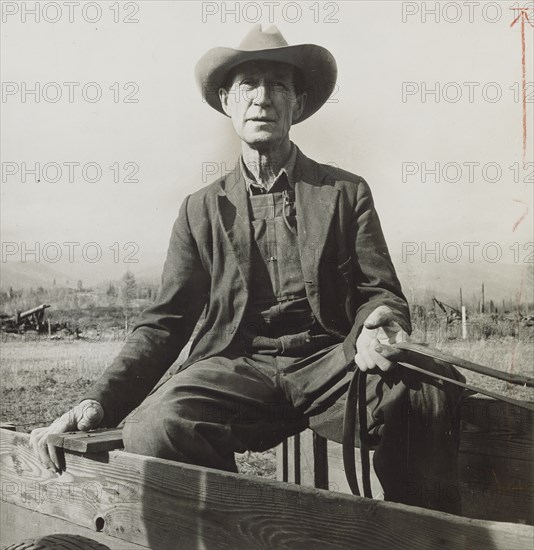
[238,24,289,51]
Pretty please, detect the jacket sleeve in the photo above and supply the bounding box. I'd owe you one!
[343,178,411,361]
[81,195,210,427]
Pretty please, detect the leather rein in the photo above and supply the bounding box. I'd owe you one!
[342,342,534,498]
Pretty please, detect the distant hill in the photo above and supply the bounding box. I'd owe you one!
[2,257,532,308]
[0,259,164,290]
[0,262,76,289]
[395,257,533,307]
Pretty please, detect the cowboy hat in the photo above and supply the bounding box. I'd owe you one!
[195,24,337,124]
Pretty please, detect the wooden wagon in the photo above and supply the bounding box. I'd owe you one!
[0,390,532,550]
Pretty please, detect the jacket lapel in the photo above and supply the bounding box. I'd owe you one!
[216,163,253,290]
[294,150,340,285]
[215,149,340,295]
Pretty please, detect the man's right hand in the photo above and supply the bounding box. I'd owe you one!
[355,305,407,372]
[30,399,104,472]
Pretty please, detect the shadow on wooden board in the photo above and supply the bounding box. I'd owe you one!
[1,428,533,549]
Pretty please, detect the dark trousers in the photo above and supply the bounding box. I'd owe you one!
[122,343,464,513]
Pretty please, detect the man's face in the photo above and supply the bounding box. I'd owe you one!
[219,61,306,149]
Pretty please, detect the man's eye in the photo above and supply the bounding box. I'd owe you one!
[272,82,288,91]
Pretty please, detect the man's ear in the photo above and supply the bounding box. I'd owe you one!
[292,92,307,123]
[219,87,231,116]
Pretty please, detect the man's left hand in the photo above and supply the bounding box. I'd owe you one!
[354,305,408,372]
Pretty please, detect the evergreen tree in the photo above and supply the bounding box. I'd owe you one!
[120,270,137,331]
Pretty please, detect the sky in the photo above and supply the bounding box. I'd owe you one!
[1,1,533,294]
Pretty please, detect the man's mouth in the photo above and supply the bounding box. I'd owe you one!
[248,117,275,122]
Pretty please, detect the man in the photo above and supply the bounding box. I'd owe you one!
[31,25,463,512]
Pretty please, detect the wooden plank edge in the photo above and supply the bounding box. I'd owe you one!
[2,428,533,550]
[0,500,147,549]
[48,429,123,453]
[0,423,16,431]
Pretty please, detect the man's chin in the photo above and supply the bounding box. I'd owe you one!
[242,131,280,148]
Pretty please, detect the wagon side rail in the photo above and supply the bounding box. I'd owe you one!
[1,428,533,550]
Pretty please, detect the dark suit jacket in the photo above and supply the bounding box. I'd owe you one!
[84,147,411,426]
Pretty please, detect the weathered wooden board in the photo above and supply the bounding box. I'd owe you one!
[279,396,534,525]
[0,423,16,432]
[458,451,533,524]
[279,430,329,489]
[459,396,533,524]
[0,501,146,549]
[322,440,532,524]
[2,429,532,550]
[48,429,123,453]
[278,430,383,497]
[326,442,383,498]
[301,429,328,490]
[460,396,533,461]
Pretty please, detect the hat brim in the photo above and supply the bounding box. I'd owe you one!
[195,44,337,124]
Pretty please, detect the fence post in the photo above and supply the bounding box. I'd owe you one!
[462,306,467,340]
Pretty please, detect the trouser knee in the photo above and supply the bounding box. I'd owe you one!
[122,408,161,457]
[122,399,238,471]
[407,363,464,421]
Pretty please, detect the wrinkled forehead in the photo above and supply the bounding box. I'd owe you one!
[227,60,296,83]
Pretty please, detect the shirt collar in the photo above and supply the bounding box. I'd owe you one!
[240,142,297,195]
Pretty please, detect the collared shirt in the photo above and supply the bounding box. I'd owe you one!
[240,142,298,196]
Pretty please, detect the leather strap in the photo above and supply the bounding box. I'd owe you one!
[342,367,361,496]
[343,343,534,499]
[396,342,534,388]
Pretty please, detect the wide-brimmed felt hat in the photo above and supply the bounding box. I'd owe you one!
[195,24,337,124]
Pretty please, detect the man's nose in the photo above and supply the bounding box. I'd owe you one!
[252,83,272,106]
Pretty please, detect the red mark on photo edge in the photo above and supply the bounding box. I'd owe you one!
[510,8,534,164]
[511,198,528,232]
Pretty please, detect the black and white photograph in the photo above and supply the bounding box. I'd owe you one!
[1,1,533,548]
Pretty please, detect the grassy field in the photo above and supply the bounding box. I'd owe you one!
[0,338,277,478]
[433,338,534,402]
[1,336,532,479]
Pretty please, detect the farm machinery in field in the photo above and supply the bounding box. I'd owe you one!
[0,304,85,339]
[0,304,51,334]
